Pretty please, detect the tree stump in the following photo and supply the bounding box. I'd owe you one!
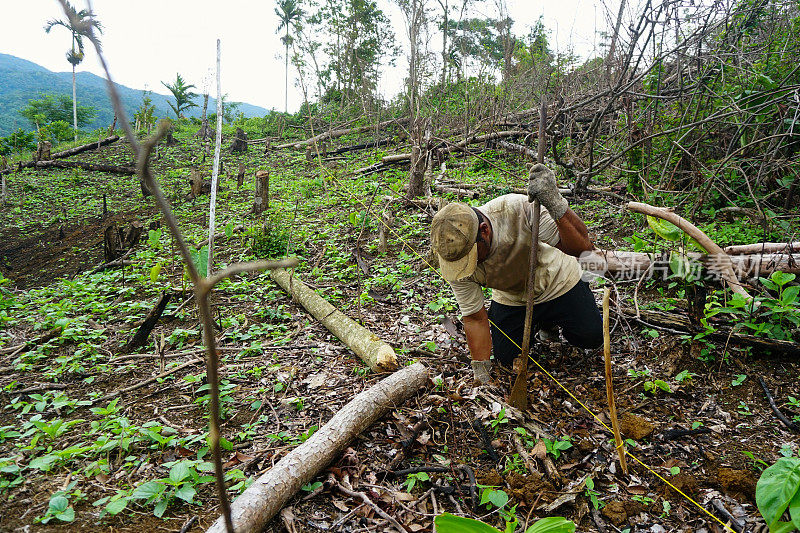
[236,163,245,189]
[230,127,248,153]
[36,141,52,162]
[164,128,176,146]
[253,170,269,214]
[188,169,204,198]
[121,221,143,250]
[406,117,432,199]
[104,223,123,263]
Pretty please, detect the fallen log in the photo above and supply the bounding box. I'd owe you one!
[0,137,122,176]
[32,160,135,175]
[325,137,393,156]
[724,242,800,255]
[440,130,525,155]
[617,306,800,355]
[271,269,398,371]
[627,202,752,300]
[206,362,429,533]
[579,249,800,280]
[274,118,409,150]
[47,136,120,159]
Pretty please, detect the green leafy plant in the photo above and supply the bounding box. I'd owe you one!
[756,457,800,532]
[643,379,672,395]
[490,408,509,435]
[434,512,575,533]
[403,471,430,492]
[542,436,573,459]
[585,476,603,510]
[732,374,747,387]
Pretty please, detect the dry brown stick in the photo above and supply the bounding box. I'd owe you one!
[333,478,409,533]
[757,377,800,432]
[0,326,63,356]
[96,357,203,403]
[603,287,628,475]
[627,202,753,300]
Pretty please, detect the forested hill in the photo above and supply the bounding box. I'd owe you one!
[0,53,269,136]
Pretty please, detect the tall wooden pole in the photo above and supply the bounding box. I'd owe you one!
[207,39,223,277]
[603,287,628,475]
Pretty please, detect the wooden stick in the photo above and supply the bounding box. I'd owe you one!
[603,287,628,475]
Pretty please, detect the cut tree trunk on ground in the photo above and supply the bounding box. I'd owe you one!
[325,138,394,156]
[274,118,410,150]
[1,137,122,175]
[579,249,800,279]
[617,306,800,355]
[206,362,428,533]
[627,202,752,300]
[724,242,800,255]
[32,160,135,175]
[271,269,398,371]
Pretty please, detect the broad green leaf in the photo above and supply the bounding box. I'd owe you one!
[790,490,800,530]
[434,513,502,533]
[29,454,58,471]
[55,506,75,522]
[175,484,196,503]
[224,222,235,239]
[647,216,682,241]
[526,517,577,533]
[153,498,168,518]
[486,489,509,509]
[782,286,799,305]
[49,494,68,513]
[131,481,166,502]
[105,498,128,516]
[150,262,162,283]
[756,457,800,528]
[169,462,191,483]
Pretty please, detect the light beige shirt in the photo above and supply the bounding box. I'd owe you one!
[448,194,582,316]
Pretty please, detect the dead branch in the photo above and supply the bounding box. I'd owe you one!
[274,118,409,150]
[757,376,800,432]
[627,202,752,300]
[724,242,800,255]
[0,326,62,356]
[206,362,429,533]
[32,159,135,175]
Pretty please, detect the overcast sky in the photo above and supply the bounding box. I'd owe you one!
[2,1,624,112]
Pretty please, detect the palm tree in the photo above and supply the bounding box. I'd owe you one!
[45,1,102,142]
[162,74,198,119]
[275,0,304,114]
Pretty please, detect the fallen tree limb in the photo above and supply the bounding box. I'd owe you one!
[617,306,800,355]
[271,268,398,372]
[757,376,800,431]
[0,326,63,356]
[206,362,429,533]
[724,242,800,255]
[33,159,135,175]
[627,202,753,300]
[47,136,120,159]
[0,137,122,175]
[96,357,203,403]
[325,138,393,156]
[274,118,409,150]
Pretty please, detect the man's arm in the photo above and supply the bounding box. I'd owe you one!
[554,207,592,257]
[462,308,492,361]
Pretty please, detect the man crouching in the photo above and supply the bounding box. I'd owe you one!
[430,164,603,385]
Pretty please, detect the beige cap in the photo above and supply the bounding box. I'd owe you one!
[431,203,479,281]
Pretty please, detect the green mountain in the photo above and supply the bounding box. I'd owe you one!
[0,53,270,137]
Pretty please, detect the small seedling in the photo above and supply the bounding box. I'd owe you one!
[403,471,430,492]
[543,436,573,459]
[731,374,747,386]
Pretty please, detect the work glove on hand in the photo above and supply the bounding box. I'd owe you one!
[471,359,493,386]
[527,163,568,221]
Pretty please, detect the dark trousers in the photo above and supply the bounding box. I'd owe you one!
[487,280,603,366]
